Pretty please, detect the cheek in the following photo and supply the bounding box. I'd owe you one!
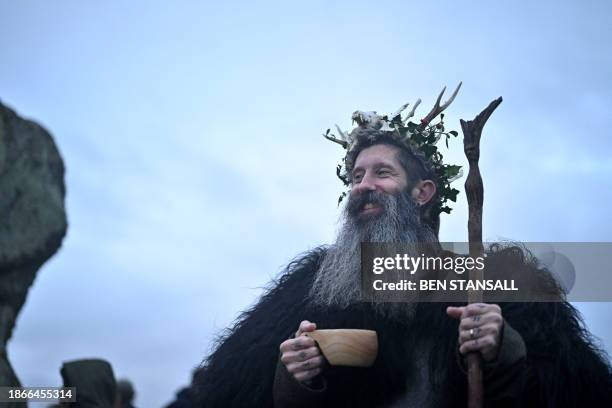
[397,175,410,191]
[380,179,405,194]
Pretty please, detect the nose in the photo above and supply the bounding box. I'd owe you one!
[353,171,377,195]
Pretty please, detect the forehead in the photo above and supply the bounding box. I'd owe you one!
[353,144,402,170]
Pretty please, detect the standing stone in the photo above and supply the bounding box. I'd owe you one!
[0,101,68,395]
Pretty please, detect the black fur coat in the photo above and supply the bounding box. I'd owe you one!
[194,246,611,407]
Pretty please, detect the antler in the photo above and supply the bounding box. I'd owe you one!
[389,103,410,122]
[404,99,422,122]
[418,82,462,129]
[335,124,349,141]
[323,125,349,148]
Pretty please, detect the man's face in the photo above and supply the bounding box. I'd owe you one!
[350,144,408,218]
[310,143,438,311]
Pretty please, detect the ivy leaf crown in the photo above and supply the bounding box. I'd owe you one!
[323,83,463,217]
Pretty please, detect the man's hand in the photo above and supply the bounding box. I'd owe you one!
[446,303,504,362]
[279,320,326,383]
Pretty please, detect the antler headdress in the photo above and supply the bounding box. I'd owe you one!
[324,83,463,217]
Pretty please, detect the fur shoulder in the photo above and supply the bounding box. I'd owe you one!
[193,247,327,407]
[487,245,612,407]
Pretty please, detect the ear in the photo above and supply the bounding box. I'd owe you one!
[410,180,437,206]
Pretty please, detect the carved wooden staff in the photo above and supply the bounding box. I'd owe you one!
[460,97,503,408]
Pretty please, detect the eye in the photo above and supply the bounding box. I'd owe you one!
[352,173,363,183]
[377,168,392,176]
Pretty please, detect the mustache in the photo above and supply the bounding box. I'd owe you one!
[346,190,394,217]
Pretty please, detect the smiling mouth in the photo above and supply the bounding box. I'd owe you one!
[360,203,383,215]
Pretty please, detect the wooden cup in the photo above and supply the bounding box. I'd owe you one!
[305,329,378,367]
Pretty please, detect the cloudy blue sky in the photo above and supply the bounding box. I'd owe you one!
[1,1,611,406]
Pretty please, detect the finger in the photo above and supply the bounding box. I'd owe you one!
[296,320,317,337]
[280,347,320,364]
[286,356,326,374]
[300,355,326,371]
[280,336,315,352]
[459,311,503,330]
[459,335,495,355]
[459,323,500,342]
[280,339,292,352]
[458,315,485,330]
[462,303,501,318]
[459,326,484,344]
[446,306,464,320]
[292,336,315,350]
[479,322,501,339]
[293,367,322,383]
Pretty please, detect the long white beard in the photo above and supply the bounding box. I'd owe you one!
[309,190,438,320]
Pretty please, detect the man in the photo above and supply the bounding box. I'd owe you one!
[194,97,611,407]
[116,379,137,408]
[274,139,514,406]
[60,358,117,408]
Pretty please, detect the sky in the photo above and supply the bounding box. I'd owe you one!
[1,1,611,406]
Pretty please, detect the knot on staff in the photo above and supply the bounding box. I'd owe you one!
[460,96,502,408]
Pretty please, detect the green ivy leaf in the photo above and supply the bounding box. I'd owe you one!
[444,165,462,178]
[412,133,425,144]
[422,144,436,158]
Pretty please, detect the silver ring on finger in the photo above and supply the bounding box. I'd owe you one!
[470,328,476,339]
